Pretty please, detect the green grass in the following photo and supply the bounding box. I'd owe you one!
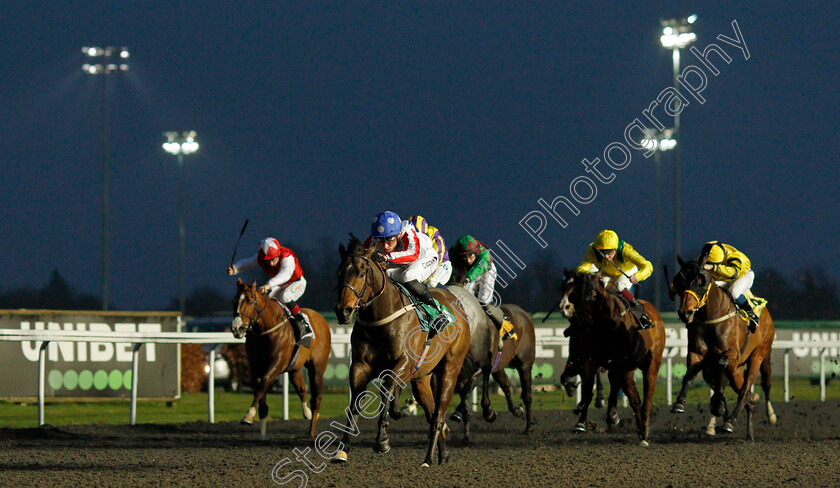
[1,378,836,428]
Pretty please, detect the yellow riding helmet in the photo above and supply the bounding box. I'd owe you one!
[706,241,725,264]
[594,230,619,250]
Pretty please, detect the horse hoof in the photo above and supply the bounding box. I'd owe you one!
[332,451,348,463]
[420,462,430,468]
[640,440,649,447]
[671,404,685,414]
[240,417,253,426]
[607,413,620,427]
[374,443,391,455]
[574,422,586,433]
[769,414,778,425]
[512,406,525,419]
[595,398,606,409]
[722,422,734,433]
[449,411,463,423]
[705,427,716,436]
[441,423,450,438]
[484,409,497,423]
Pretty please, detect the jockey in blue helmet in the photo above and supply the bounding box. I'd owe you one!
[364,211,445,322]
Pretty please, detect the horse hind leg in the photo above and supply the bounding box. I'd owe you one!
[492,368,524,419]
[306,361,325,439]
[517,363,534,434]
[594,369,606,408]
[290,370,311,420]
[479,366,497,423]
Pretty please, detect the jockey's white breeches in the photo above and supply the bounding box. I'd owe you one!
[427,260,452,287]
[269,277,306,304]
[386,250,438,284]
[466,262,497,305]
[716,269,754,299]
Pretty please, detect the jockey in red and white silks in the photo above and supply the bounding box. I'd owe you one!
[364,218,438,285]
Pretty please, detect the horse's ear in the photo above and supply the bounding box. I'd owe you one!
[237,277,244,287]
[677,254,686,267]
[338,242,346,258]
[251,278,257,288]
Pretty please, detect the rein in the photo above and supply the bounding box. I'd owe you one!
[682,281,712,315]
[341,254,387,314]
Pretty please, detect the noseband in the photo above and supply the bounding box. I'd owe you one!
[234,291,267,333]
[682,281,712,315]
[340,254,387,312]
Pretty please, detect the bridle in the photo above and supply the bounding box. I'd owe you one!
[340,253,387,313]
[682,281,712,316]
[234,289,268,333]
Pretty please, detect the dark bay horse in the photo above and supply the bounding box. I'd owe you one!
[445,284,536,443]
[559,272,665,445]
[556,268,606,410]
[231,278,331,439]
[670,257,777,440]
[334,237,471,467]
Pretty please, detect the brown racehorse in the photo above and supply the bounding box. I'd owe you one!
[445,282,536,444]
[231,278,331,439]
[559,271,665,445]
[334,237,470,467]
[670,257,777,440]
[556,268,606,410]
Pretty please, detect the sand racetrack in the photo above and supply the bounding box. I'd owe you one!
[2,400,839,487]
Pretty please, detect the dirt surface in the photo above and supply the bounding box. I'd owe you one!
[2,400,840,487]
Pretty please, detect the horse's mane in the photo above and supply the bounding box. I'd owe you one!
[346,233,365,255]
[673,259,702,293]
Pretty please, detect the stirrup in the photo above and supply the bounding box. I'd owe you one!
[637,314,654,330]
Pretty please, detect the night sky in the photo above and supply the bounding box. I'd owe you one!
[1,1,838,310]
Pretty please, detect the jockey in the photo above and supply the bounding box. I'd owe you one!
[227,237,314,347]
[409,215,452,287]
[699,241,759,331]
[576,229,654,329]
[450,235,517,342]
[364,211,447,329]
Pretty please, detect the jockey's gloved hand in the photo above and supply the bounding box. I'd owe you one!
[372,252,388,263]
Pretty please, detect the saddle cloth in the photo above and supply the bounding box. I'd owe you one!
[392,282,456,332]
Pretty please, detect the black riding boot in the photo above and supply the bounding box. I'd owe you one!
[630,301,653,329]
[290,312,313,348]
[405,280,449,332]
[737,300,759,332]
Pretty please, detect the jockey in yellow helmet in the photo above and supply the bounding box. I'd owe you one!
[699,241,759,331]
[576,229,654,329]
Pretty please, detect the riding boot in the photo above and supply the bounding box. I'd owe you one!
[620,289,653,329]
[482,304,518,342]
[405,279,449,333]
[290,312,313,348]
[736,296,759,332]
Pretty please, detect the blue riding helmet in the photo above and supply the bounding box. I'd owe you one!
[370,211,402,238]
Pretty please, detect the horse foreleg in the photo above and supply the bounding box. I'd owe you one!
[760,349,777,425]
[640,360,661,444]
[595,369,606,408]
[492,368,524,419]
[452,372,480,444]
[726,353,764,441]
[305,361,324,439]
[517,362,534,434]
[389,385,407,420]
[373,364,408,455]
[333,362,373,463]
[605,368,622,429]
[619,369,645,444]
[574,365,596,432]
[673,351,704,413]
[425,360,460,467]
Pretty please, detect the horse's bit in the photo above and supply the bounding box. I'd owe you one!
[234,291,267,333]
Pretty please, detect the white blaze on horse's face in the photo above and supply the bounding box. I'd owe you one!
[231,294,246,338]
[559,294,574,319]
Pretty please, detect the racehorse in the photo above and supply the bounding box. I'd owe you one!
[231,278,331,439]
[445,283,536,444]
[559,271,665,445]
[670,256,777,440]
[556,268,606,410]
[334,237,471,467]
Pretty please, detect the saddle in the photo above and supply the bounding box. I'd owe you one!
[392,281,455,333]
[611,293,649,329]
